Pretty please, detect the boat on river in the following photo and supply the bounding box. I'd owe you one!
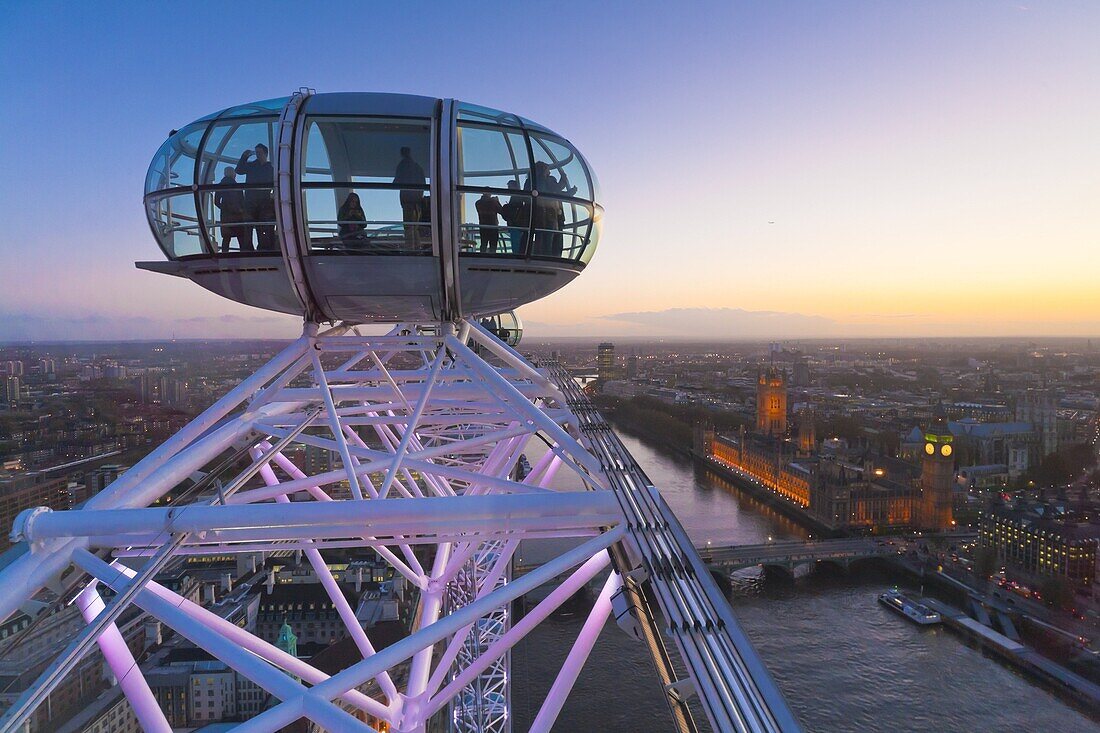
[879,589,941,625]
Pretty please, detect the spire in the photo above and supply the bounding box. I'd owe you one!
[275,617,297,658]
[924,415,952,442]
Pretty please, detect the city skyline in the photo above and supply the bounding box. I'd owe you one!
[2,2,1098,341]
[6,329,1096,730]
[2,5,1099,729]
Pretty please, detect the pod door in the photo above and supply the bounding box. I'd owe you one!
[299,112,443,322]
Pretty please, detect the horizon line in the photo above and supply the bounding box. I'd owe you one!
[3,333,1100,346]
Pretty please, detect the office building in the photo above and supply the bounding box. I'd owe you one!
[0,472,72,550]
[980,499,1099,588]
[4,376,21,407]
[597,342,616,380]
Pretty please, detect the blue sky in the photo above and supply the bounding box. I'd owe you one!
[2,1,1098,340]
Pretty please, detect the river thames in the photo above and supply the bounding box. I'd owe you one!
[512,432,1098,732]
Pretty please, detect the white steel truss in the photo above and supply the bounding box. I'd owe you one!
[445,539,511,733]
[0,320,800,733]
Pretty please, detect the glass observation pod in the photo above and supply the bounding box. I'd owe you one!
[138,92,603,323]
[477,311,522,347]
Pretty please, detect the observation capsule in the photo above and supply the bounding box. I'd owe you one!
[478,311,523,347]
[138,92,602,323]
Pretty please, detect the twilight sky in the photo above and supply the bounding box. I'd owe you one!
[1,1,1097,341]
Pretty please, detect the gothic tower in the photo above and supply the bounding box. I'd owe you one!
[797,407,816,454]
[756,367,787,437]
[693,420,715,456]
[920,418,955,530]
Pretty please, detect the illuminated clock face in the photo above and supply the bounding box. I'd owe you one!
[925,443,935,455]
[941,444,952,457]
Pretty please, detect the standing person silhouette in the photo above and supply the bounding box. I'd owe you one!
[394,146,426,249]
[475,192,504,252]
[531,162,562,256]
[500,180,529,255]
[237,143,276,251]
[213,167,248,252]
[535,162,576,258]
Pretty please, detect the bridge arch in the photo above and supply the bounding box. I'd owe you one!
[813,558,849,574]
[761,564,796,581]
[846,555,886,571]
[709,568,733,594]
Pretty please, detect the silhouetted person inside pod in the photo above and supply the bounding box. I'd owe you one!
[394,146,427,249]
[531,162,576,258]
[214,167,249,253]
[237,143,277,251]
[338,192,367,245]
[500,180,529,255]
[475,192,504,252]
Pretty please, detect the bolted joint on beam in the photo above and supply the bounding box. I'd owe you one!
[10,506,51,545]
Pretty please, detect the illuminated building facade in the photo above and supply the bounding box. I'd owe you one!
[711,429,811,508]
[979,500,1098,588]
[756,367,787,437]
[704,431,918,531]
[258,584,357,647]
[813,459,918,530]
[3,375,21,407]
[844,485,917,528]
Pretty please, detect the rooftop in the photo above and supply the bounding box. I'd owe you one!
[987,499,1100,541]
[53,686,127,733]
[308,620,406,676]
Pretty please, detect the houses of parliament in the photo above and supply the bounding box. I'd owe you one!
[696,367,955,533]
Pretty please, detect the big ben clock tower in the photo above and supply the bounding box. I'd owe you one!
[920,418,955,530]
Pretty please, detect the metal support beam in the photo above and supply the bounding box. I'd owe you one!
[75,584,171,733]
[530,571,620,733]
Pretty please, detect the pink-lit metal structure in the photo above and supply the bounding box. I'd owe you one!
[0,322,798,732]
[1,322,627,732]
[0,91,800,733]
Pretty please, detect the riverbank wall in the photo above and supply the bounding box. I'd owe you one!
[920,596,1100,714]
